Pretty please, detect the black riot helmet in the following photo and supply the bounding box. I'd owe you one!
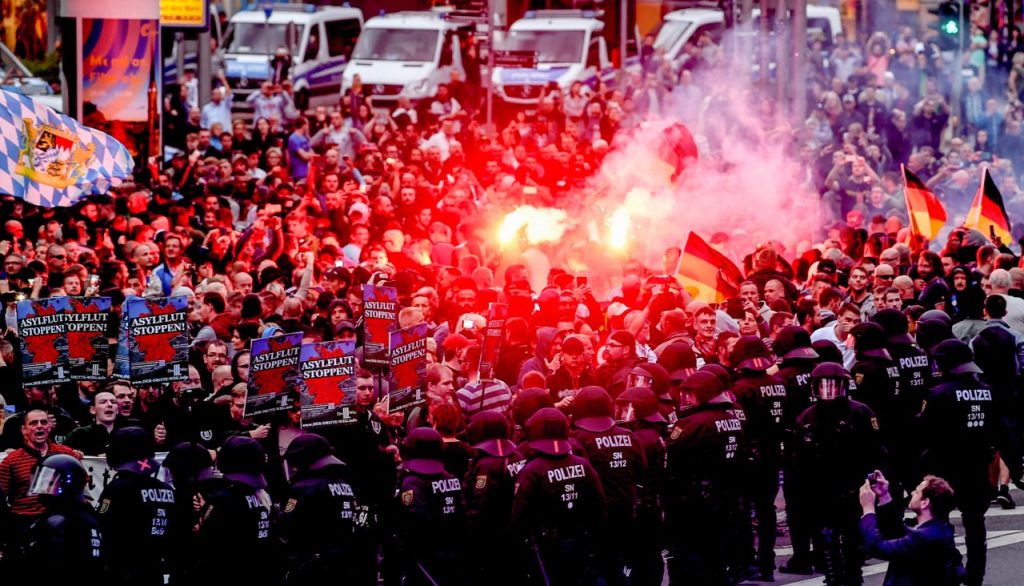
[29,454,87,502]
[810,362,851,401]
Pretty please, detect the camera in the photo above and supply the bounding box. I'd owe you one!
[867,471,879,486]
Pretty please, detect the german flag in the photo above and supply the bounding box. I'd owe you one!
[902,165,947,240]
[966,168,1012,243]
[677,231,744,303]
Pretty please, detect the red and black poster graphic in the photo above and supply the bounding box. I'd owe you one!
[115,296,189,386]
[66,297,111,381]
[246,332,303,417]
[388,323,429,413]
[362,284,397,367]
[299,340,358,428]
[478,302,508,380]
[17,297,70,386]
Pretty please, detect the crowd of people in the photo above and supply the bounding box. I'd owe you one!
[3,8,1024,586]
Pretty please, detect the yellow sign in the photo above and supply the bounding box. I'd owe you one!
[161,0,207,28]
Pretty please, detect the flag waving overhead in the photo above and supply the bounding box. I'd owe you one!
[0,89,133,207]
[901,165,947,240]
[678,231,744,304]
[966,168,1012,243]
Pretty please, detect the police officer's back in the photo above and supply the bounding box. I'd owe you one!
[463,411,520,585]
[96,426,176,586]
[194,436,280,585]
[161,441,220,586]
[774,326,820,427]
[923,340,998,586]
[848,323,902,433]
[278,433,369,585]
[510,407,607,586]
[393,427,467,585]
[664,371,745,585]
[21,455,104,582]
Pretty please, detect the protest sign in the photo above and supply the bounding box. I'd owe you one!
[245,332,303,417]
[299,340,358,428]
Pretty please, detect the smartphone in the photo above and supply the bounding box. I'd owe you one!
[462,318,475,329]
[89,275,100,288]
[335,260,344,268]
[523,186,538,195]
[265,204,283,215]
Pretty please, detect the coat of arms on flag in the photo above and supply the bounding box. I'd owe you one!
[0,88,133,208]
[15,119,97,189]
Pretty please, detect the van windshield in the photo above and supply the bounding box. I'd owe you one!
[352,29,439,62]
[652,20,691,51]
[501,30,585,64]
[226,22,290,55]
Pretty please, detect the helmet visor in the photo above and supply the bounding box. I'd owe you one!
[626,372,652,389]
[816,378,847,400]
[614,403,636,423]
[28,466,64,497]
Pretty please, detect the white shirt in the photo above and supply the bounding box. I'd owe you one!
[810,322,856,369]
[999,294,1024,335]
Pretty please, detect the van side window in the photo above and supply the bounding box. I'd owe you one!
[303,24,322,62]
[439,31,455,67]
[326,18,361,59]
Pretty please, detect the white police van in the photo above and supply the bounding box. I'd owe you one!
[221,3,363,112]
[341,11,480,105]
[493,10,625,106]
[653,4,842,74]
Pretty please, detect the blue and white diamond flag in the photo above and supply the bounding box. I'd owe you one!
[0,89,134,207]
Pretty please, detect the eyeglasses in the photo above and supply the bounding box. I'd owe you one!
[206,352,228,359]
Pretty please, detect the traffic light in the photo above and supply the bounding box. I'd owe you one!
[929,1,962,51]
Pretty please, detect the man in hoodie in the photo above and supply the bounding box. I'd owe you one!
[548,336,598,411]
[518,327,566,384]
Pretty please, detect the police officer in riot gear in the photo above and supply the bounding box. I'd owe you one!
[664,371,746,585]
[194,436,281,585]
[730,335,789,581]
[792,363,885,586]
[871,309,932,500]
[510,407,607,586]
[278,433,369,585]
[21,454,104,582]
[774,325,820,575]
[849,322,901,427]
[615,386,668,586]
[97,426,177,586]
[162,441,220,586]
[571,385,647,585]
[392,427,467,586]
[922,340,998,586]
[464,411,520,585]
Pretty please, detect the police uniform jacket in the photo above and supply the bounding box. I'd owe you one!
[920,373,998,477]
[194,480,279,584]
[850,355,902,434]
[277,462,360,556]
[97,470,177,584]
[510,452,607,539]
[571,425,647,521]
[730,371,788,460]
[464,448,517,535]
[25,499,104,581]
[665,401,745,503]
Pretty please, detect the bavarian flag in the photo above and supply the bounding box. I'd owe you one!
[678,231,744,304]
[0,89,133,208]
[966,168,1012,243]
[901,165,946,240]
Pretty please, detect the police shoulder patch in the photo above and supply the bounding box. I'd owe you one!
[284,498,298,513]
[854,373,865,385]
[475,475,487,490]
[98,499,110,514]
[401,490,414,506]
[670,426,683,441]
[870,417,879,431]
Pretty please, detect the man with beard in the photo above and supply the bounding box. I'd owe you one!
[916,251,950,311]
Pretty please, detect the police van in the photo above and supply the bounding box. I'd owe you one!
[341,11,481,105]
[653,4,843,74]
[220,3,363,112]
[492,10,625,107]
